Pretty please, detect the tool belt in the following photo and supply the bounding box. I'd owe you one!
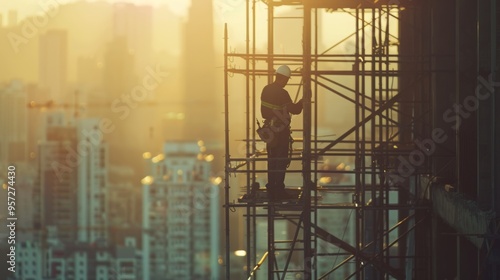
[257,118,290,147]
[266,118,288,132]
[256,120,273,144]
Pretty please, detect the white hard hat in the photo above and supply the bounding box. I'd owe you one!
[275,65,291,78]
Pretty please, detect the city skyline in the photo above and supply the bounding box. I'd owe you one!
[0,1,225,278]
[0,1,390,279]
[0,0,193,19]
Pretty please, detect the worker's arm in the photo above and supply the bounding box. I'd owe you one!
[286,96,303,115]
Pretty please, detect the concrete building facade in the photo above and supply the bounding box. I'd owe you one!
[142,141,220,280]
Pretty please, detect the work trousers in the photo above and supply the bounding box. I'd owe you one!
[266,129,290,191]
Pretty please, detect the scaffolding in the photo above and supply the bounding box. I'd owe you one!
[223,1,433,279]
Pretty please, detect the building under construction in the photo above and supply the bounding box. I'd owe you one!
[223,0,499,279]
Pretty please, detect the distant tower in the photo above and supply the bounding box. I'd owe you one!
[36,116,108,245]
[112,3,153,71]
[142,142,220,280]
[182,0,220,142]
[76,119,109,243]
[37,121,78,245]
[0,80,28,167]
[102,36,135,102]
[39,30,68,102]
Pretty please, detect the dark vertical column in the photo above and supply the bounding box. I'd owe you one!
[267,3,275,279]
[354,7,362,280]
[477,0,495,210]
[431,0,456,183]
[477,1,500,278]
[223,23,231,280]
[455,0,478,278]
[458,235,478,279]
[268,2,274,84]
[415,2,433,278]
[455,0,477,198]
[398,5,418,278]
[431,214,438,280]
[359,9,367,280]
[251,0,258,275]
[491,0,500,220]
[430,0,457,278]
[495,0,500,226]
[369,8,377,279]
[495,3,500,278]
[267,204,275,280]
[302,3,313,280]
[244,0,252,277]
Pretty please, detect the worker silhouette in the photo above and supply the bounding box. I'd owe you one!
[260,65,303,200]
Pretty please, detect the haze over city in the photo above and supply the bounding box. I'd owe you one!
[2,0,500,279]
[0,0,357,180]
[0,1,242,279]
[0,0,376,277]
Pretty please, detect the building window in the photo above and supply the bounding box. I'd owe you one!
[177,169,184,183]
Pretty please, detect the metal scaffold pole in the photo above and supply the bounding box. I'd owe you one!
[302,2,313,279]
[223,1,432,279]
[223,23,231,280]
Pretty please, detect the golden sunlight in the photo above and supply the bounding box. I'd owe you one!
[164,0,191,17]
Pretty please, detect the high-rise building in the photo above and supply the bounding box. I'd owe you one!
[112,3,153,71]
[36,115,108,245]
[100,35,135,161]
[39,30,68,102]
[35,243,114,280]
[76,119,109,243]
[0,80,28,168]
[17,241,43,280]
[16,236,140,280]
[181,0,220,143]
[142,141,220,280]
[102,34,136,101]
[38,124,79,244]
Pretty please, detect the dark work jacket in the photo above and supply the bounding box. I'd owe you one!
[260,82,303,126]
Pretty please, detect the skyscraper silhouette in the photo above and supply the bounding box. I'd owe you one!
[39,30,67,102]
[181,0,220,143]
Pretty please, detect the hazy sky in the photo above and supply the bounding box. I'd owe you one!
[0,0,256,21]
[0,0,268,47]
[0,0,393,51]
[1,0,192,18]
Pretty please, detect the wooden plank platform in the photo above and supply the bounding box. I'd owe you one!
[238,188,302,203]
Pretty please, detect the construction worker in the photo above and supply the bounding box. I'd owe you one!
[260,65,303,200]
